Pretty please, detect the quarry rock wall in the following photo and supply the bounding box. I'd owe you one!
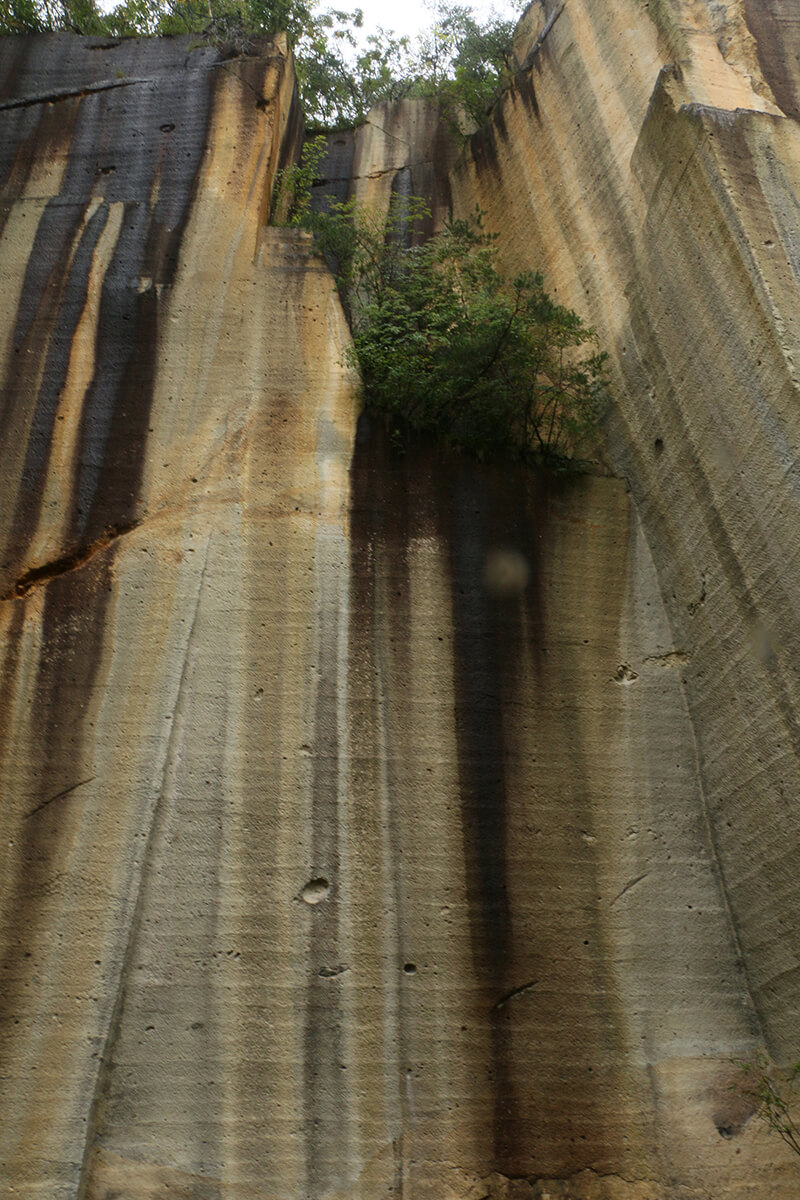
[1,7,800,1199]
[451,0,800,1083]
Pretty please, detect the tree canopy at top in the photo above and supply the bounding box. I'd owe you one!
[0,0,518,127]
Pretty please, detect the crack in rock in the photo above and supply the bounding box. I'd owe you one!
[0,77,151,112]
[643,650,690,667]
[363,118,414,149]
[516,2,565,73]
[2,521,140,602]
[610,872,650,907]
[25,776,97,820]
[491,979,538,1011]
[313,159,439,186]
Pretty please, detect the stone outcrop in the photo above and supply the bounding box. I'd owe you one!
[2,5,800,1198]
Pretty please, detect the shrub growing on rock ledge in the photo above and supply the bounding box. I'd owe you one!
[734,1052,800,1159]
[306,196,608,462]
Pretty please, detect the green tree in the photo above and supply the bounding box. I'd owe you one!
[102,0,314,39]
[0,0,515,131]
[735,1053,800,1159]
[295,3,516,128]
[0,0,108,33]
[102,0,407,124]
[407,3,515,123]
[272,133,328,225]
[298,22,420,126]
[307,197,607,461]
[0,0,44,33]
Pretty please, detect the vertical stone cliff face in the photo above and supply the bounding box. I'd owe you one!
[451,0,800,1128]
[310,97,464,232]
[1,12,800,1200]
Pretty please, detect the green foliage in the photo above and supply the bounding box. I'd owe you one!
[101,0,314,39]
[2,0,592,463]
[0,0,515,131]
[0,0,44,33]
[735,1052,800,1159]
[296,18,414,128]
[272,133,327,225]
[0,0,317,43]
[406,4,515,124]
[295,4,516,128]
[0,0,109,33]
[307,198,607,462]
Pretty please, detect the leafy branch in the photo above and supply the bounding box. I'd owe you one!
[302,196,608,463]
[734,1052,800,1159]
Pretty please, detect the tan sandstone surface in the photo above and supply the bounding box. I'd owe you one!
[1,5,800,1199]
[446,1,800,1190]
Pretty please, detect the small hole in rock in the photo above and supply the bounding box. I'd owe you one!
[160,123,175,133]
[301,877,330,905]
[654,437,664,455]
[403,963,416,975]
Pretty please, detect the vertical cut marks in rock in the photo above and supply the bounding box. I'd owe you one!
[744,0,800,120]
[349,418,632,1182]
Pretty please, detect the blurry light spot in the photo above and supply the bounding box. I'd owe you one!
[483,547,530,596]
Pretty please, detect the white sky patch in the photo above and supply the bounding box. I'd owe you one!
[352,0,520,41]
[94,0,524,46]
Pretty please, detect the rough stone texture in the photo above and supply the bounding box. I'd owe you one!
[311,98,465,237]
[2,11,800,1200]
[450,1,800,1190]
